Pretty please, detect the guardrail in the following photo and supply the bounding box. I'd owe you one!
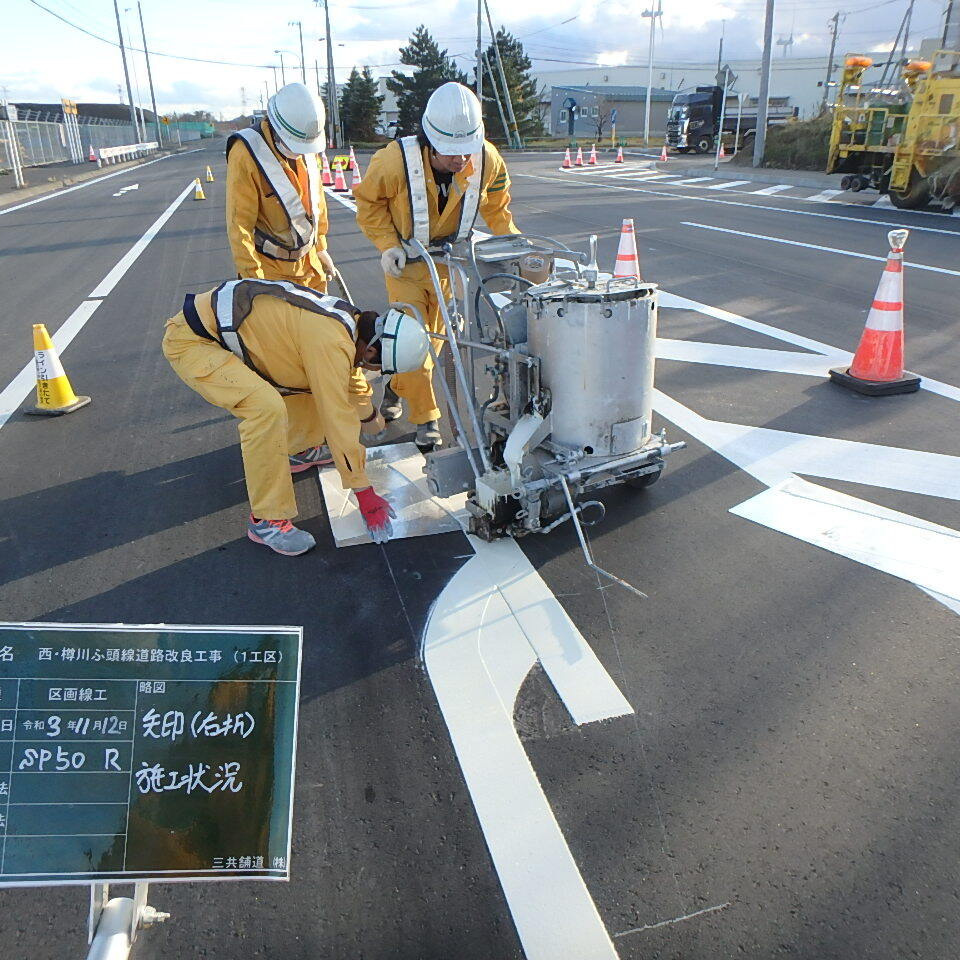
[96,142,159,165]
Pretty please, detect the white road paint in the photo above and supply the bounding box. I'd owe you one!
[680,221,960,277]
[516,171,960,237]
[807,188,844,203]
[750,184,794,196]
[0,179,196,434]
[111,183,139,197]
[669,177,717,185]
[423,535,625,960]
[731,477,960,603]
[707,180,752,190]
[656,337,848,375]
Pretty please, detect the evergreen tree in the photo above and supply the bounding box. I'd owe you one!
[387,26,468,137]
[481,29,545,143]
[340,67,385,142]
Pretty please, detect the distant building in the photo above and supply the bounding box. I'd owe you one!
[550,85,677,139]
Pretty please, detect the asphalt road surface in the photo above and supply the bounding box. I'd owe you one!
[0,142,959,960]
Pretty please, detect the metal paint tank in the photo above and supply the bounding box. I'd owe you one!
[523,276,659,457]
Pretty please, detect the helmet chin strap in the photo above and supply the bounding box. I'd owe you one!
[275,138,299,160]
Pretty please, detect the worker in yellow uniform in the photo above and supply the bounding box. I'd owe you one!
[162,279,429,555]
[353,81,519,451]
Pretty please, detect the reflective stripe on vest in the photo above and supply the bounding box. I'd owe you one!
[230,127,320,262]
[210,278,358,394]
[397,136,483,258]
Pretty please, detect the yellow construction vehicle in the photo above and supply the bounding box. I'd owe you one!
[827,49,960,210]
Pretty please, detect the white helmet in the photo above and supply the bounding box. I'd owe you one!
[267,82,326,155]
[371,308,429,375]
[422,82,484,155]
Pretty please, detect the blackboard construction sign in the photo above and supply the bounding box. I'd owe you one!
[0,622,301,887]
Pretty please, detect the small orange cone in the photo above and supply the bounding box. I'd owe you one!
[659,144,668,162]
[830,229,920,395]
[575,146,584,167]
[718,141,726,160]
[615,146,624,163]
[26,324,91,416]
[588,143,598,165]
[562,148,572,169]
[347,145,357,170]
[333,160,349,193]
[88,144,98,163]
[321,153,333,186]
[351,158,362,190]
[612,218,642,279]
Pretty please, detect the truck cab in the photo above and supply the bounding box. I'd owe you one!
[666,87,722,153]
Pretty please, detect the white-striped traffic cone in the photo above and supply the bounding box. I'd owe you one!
[25,324,91,416]
[321,152,333,186]
[562,148,572,169]
[615,146,624,163]
[351,158,362,190]
[588,143,598,165]
[575,146,584,167]
[612,218,641,279]
[829,229,920,395]
[659,144,668,162]
[333,160,349,193]
[347,145,357,170]
[718,142,726,160]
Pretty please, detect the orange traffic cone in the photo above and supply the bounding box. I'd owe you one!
[333,160,349,193]
[612,218,641,279]
[562,148,572,169]
[88,144,97,163]
[588,143,598,165]
[347,145,357,170]
[321,153,333,186]
[830,229,920,395]
[351,158,362,190]
[718,141,726,160]
[615,146,624,163]
[659,144,668,161]
[26,324,91,416]
[575,146,584,167]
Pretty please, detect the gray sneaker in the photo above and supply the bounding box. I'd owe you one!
[416,420,442,450]
[289,445,332,473]
[247,515,316,556]
[381,381,403,422]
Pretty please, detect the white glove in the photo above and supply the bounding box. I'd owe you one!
[380,247,406,279]
[316,248,335,279]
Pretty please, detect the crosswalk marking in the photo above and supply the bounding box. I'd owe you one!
[707,180,752,190]
[807,188,844,203]
[669,177,717,185]
[750,184,794,195]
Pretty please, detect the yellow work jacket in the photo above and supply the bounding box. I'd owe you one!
[226,120,329,283]
[189,286,371,490]
[353,139,518,253]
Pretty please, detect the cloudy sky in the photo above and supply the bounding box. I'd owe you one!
[2,0,949,117]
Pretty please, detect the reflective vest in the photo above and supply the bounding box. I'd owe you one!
[228,127,321,262]
[182,278,357,394]
[397,136,483,258]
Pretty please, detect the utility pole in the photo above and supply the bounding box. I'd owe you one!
[264,79,270,108]
[290,21,307,83]
[821,11,840,114]
[483,52,510,143]
[753,0,775,167]
[898,0,916,68]
[484,0,521,148]
[476,0,483,101]
[137,2,161,145]
[270,66,279,94]
[315,60,322,97]
[642,0,662,146]
[316,0,341,148]
[717,19,725,78]
[276,51,287,86]
[112,0,138,138]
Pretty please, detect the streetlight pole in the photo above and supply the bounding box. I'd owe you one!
[753,0,775,167]
[290,21,307,83]
[316,0,341,148]
[276,51,287,86]
[821,11,840,114]
[642,0,662,147]
[137,2,161,145]
[476,0,483,101]
[112,0,139,138]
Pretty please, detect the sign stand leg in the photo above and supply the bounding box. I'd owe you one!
[85,881,170,960]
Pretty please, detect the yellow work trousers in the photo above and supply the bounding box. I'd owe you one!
[162,319,325,521]
[385,262,451,425]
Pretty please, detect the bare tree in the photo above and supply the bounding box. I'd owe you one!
[593,99,611,140]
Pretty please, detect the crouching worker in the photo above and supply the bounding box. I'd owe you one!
[162,278,429,555]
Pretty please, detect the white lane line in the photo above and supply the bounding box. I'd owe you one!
[515,172,960,237]
[707,180,751,190]
[750,184,793,196]
[731,477,960,603]
[680,221,960,277]
[0,151,196,216]
[0,179,196,434]
[807,188,844,203]
[669,177,717,185]
[659,290,960,403]
[324,186,357,212]
[89,180,195,297]
[657,337,848,375]
[424,537,621,960]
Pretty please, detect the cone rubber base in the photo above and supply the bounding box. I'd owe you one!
[26,395,92,417]
[829,366,921,396]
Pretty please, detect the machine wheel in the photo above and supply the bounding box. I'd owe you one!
[693,135,714,154]
[626,465,663,489]
[889,172,930,210]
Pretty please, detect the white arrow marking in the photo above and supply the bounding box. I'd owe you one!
[111,183,139,197]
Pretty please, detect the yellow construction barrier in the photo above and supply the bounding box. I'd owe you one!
[26,324,91,416]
